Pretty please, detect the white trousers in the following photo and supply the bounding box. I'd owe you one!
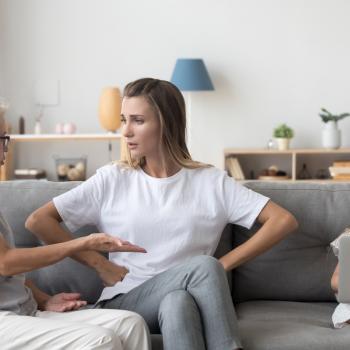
[0,308,151,350]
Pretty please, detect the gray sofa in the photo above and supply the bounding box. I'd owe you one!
[1,180,349,350]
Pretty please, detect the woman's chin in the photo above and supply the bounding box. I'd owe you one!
[129,148,143,156]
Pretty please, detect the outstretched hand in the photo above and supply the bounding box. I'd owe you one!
[44,293,87,312]
[85,233,147,253]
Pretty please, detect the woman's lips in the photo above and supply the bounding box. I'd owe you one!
[127,143,138,149]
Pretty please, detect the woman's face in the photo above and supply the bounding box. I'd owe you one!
[121,96,162,160]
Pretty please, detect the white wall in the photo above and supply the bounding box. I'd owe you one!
[1,0,350,178]
[0,0,5,96]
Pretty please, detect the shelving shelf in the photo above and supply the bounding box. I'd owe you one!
[224,148,350,182]
[0,133,125,181]
[9,133,122,141]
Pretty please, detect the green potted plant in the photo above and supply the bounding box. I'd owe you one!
[319,108,350,149]
[273,123,294,150]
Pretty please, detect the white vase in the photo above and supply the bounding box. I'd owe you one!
[34,120,42,134]
[322,121,341,149]
[275,138,290,150]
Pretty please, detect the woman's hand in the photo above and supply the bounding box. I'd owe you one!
[83,234,145,286]
[43,293,87,312]
[96,259,129,286]
[84,233,147,253]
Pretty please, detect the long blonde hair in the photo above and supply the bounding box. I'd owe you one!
[119,78,212,170]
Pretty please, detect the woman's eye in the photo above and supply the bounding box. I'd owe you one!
[120,118,126,124]
[135,119,144,124]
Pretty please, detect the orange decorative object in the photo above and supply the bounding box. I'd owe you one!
[99,87,121,132]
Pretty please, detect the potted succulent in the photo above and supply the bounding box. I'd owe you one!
[273,123,294,150]
[319,108,350,149]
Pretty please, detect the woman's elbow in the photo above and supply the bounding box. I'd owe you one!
[25,210,41,232]
[280,211,299,233]
[0,258,13,277]
[331,274,339,293]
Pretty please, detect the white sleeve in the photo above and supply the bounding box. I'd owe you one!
[332,303,350,328]
[223,174,269,229]
[330,229,350,257]
[53,168,106,233]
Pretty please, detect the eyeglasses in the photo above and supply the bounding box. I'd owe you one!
[0,135,10,150]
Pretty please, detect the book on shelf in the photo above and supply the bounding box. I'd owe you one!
[329,166,350,175]
[333,161,350,167]
[14,168,47,180]
[332,174,350,180]
[226,157,245,180]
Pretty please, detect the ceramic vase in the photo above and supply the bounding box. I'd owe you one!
[322,121,340,149]
[275,138,290,151]
[34,120,41,134]
[99,87,121,132]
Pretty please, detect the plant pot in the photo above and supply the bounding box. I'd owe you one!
[275,138,290,150]
[322,121,341,149]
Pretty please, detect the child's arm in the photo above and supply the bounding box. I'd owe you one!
[331,263,339,292]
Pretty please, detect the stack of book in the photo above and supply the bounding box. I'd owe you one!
[329,161,350,180]
[14,169,47,180]
[226,157,245,180]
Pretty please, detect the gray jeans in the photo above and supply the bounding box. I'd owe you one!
[100,255,242,350]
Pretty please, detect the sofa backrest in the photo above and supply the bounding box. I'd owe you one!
[231,181,343,303]
[0,180,345,304]
[0,180,103,303]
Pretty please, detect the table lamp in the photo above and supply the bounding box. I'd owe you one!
[98,87,122,133]
[171,58,214,148]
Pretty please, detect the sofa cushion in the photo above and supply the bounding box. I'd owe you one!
[213,223,233,291]
[237,300,350,350]
[232,182,344,302]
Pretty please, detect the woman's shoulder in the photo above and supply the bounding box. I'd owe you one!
[96,162,136,179]
[188,165,228,181]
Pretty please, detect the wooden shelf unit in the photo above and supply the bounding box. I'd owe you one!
[224,148,350,182]
[0,133,125,181]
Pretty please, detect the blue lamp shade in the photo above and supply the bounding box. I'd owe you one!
[171,59,214,91]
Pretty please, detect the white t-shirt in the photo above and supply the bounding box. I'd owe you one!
[53,164,269,302]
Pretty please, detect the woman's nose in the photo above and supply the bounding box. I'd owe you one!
[122,122,133,137]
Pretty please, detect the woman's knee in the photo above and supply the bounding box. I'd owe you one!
[127,311,148,331]
[117,311,150,350]
[160,290,191,310]
[189,255,225,275]
[116,310,149,337]
[81,327,122,350]
[158,290,196,324]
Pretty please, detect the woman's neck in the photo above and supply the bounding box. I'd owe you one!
[142,159,181,178]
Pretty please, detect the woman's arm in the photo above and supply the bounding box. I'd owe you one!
[219,200,298,271]
[0,234,88,276]
[0,229,145,276]
[24,279,50,309]
[25,279,87,311]
[25,201,105,269]
[25,202,138,285]
[331,263,339,292]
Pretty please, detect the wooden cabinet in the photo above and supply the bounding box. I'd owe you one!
[0,133,125,181]
[224,148,350,182]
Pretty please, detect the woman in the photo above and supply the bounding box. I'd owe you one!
[0,114,150,350]
[330,229,350,328]
[26,78,298,350]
